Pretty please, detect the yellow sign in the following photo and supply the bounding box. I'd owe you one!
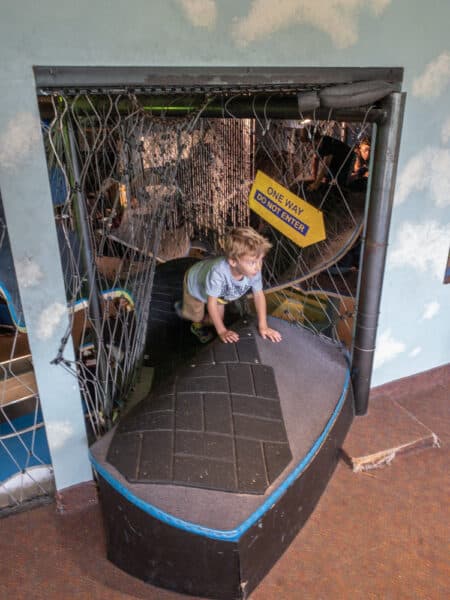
[249,171,326,248]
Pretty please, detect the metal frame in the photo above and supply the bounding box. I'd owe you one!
[66,119,113,421]
[34,66,403,92]
[352,92,406,414]
[34,66,405,416]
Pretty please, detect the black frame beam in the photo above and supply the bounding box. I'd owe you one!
[34,66,406,417]
[34,66,403,92]
[352,92,406,414]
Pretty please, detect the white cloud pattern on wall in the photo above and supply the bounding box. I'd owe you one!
[389,220,450,280]
[409,347,422,358]
[396,146,450,208]
[231,0,391,49]
[412,51,450,99]
[374,329,406,369]
[15,257,43,289]
[45,420,74,450]
[422,301,440,320]
[37,302,67,340]
[0,112,41,170]
[178,0,217,29]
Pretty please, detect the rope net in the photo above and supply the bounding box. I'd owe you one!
[40,92,373,437]
[0,195,54,511]
[4,93,374,456]
[0,90,375,509]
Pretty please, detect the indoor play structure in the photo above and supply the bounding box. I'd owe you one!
[1,67,404,598]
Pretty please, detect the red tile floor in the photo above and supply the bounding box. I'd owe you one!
[1,365,449,599]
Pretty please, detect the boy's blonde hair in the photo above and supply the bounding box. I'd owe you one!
[223,227,272,260]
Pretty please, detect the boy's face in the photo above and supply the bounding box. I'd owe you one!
[229,252,263,279]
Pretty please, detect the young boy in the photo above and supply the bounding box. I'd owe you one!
[177,227,282,344]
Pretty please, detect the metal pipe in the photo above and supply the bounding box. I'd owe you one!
[351,92,406,415]
[39,94,387,123]
[67,118,112,421]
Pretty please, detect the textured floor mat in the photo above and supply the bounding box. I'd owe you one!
[107,321,292,494]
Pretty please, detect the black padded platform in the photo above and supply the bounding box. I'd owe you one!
[107,322,292,494]
[91,259,355,599]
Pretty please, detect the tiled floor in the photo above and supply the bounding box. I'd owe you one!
[1,366,448,600]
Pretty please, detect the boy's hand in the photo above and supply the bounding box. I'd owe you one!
[259,326,282,342]
[218,329,239,343]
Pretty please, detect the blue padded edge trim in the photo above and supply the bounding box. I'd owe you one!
[0,282,26,330]
[90,367,351,542]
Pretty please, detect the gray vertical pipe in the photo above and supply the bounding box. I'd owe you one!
[67,119,103,327]
[67,119,112,420]
[352,92,406,415]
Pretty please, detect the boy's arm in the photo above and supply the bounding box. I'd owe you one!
[207,296,239,343]
[253,290,282,342]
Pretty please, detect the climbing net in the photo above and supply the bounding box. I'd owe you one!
[39,91,374,438]
[0,196,55,511]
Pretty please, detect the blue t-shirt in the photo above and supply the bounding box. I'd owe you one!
[187,257,263,302]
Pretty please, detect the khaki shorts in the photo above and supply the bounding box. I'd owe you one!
[181,274,227,322]
[181,285,206,322]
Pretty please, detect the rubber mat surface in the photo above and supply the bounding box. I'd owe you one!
[107,321,292,494]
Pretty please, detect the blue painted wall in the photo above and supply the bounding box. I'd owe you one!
[0,1,449,485]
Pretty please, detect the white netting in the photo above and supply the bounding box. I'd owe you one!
[41,92,374,435]
[0,195,54,512]
[1,89,375,511]
[1,92,375,507]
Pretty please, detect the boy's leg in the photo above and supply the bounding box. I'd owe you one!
[175,278,215,343]
[189,301,217,344]
[191,302,222,344]
[176,275,205,322]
